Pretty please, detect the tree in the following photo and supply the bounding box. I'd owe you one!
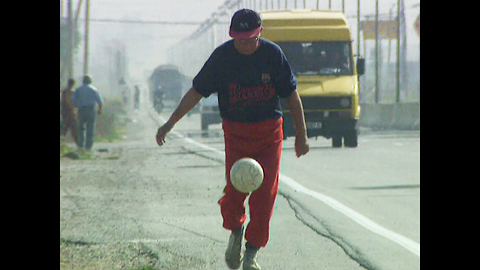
[60,18,81,61]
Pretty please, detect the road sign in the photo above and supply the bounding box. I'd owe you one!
[414,15,420,36]
[361,20,399,40]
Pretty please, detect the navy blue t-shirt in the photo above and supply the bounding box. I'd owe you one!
[193,39,298,123]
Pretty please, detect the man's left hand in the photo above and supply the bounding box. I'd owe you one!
[295,135,310,158]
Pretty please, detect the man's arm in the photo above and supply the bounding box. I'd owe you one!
[156,87,203,146]
[287,90,310,157]
[95,90,104,115]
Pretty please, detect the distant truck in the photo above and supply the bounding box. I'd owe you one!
[261,10,365,147]
[149,65,185,112]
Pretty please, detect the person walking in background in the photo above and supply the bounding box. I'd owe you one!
[156,9,309,270]
[72,75,104,152]
[61,78,79,145]
[134,85,141,110]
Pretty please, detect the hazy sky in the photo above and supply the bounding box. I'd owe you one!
[62,0,419,87]
[63,0,227,83]
[88,0,227,22]
[85,0,419,19]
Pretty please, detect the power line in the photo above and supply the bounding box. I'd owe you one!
[83,18,204,25]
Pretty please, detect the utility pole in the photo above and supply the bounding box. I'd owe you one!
[60,0,64,82]
[83,0,90,75]
[67,0,74,79]
[357,0,361,62]
[396,0,401,103]
[375,0,379,104]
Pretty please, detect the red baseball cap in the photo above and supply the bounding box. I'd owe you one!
[229,9,262,40]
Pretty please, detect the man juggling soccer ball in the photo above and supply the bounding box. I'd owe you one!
[156,9,309,270]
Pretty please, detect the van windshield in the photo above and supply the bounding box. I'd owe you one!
[276,41,353,76]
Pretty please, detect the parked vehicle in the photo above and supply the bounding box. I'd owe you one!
[200,94,221,131]
[261,10,365,147]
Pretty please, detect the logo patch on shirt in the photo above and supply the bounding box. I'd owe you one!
[228,83,275,111]
[261,73,271,84]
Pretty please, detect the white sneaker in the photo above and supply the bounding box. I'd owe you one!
[243,249,261,270]
[225,226,244,269]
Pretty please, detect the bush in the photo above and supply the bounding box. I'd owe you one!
[60,98,126,158]
[96,98,126,142]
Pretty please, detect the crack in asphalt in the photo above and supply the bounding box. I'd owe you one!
[279,192,376,270]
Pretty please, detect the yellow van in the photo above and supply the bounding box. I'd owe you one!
[261,10,365,147]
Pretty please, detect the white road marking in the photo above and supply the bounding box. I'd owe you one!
[156,115,420,257]
[281,175,420,257]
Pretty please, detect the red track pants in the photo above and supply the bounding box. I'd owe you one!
[219,118,283,248]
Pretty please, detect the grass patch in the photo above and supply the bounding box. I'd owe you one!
[60,98,127,159]
[60,141,71,157]
[60,239,158,270]
[128,267,154,270]
[96,98,127,142]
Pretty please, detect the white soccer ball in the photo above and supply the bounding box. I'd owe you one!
[230,158,264,193]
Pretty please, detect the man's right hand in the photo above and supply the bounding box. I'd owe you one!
[156,123,173,147]
[155,87,203,147]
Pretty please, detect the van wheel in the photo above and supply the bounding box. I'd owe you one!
[332,136,343,148]
[344,131,358,148]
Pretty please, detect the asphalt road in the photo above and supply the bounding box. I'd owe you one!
[60,101,420,270]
